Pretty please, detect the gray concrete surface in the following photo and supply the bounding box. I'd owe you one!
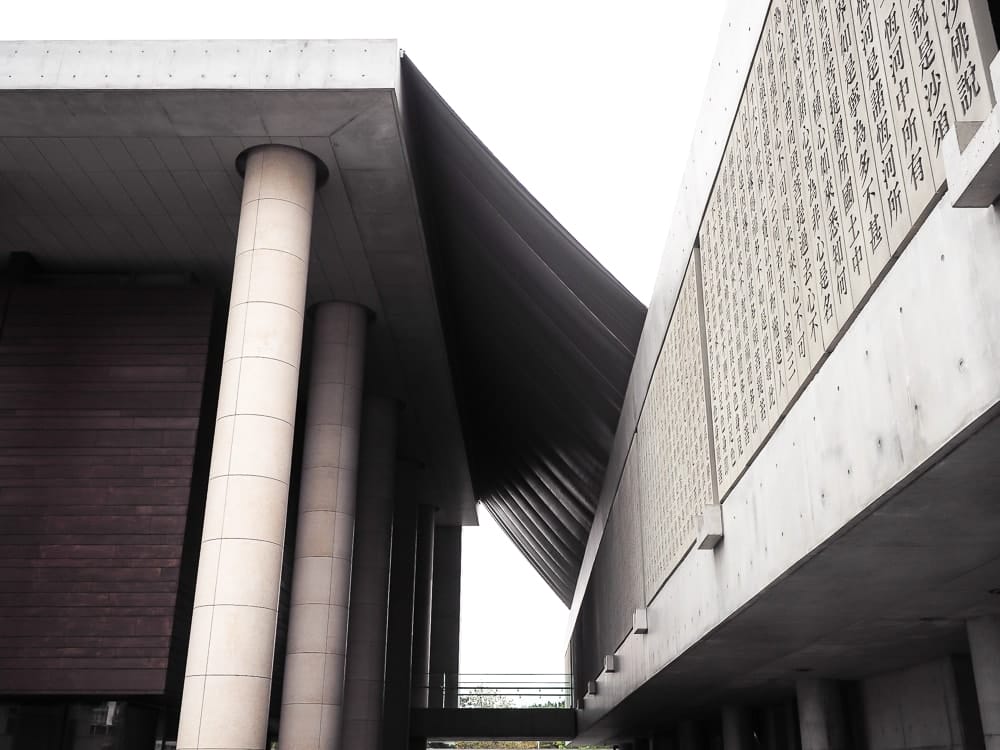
[0,41,475,528]
[178,143,316,750]
[341,396,399,750]
[382,474,420,750]
[796,680,848,750]
[409,708,576,741]
[428,527,462,709]
[281,301,368,750]
[410,505,436,708]
[969,618,1000,750]
[860,658,975,750]
[568,0,1000,744]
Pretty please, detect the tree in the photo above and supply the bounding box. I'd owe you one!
[458,687,515,709]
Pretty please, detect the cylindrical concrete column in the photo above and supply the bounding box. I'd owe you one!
[677,719,700,750]
[340,397,399,750]
[177,144,318,750]
[428,526,462,709]
[784,699,802,750]
[410,505,437,708]
[968,616,1000,750]
[280,302,368,750]
[382,471,421,750]
[722,706,753,750]
[796,679,848,750]
[761,703,793,750]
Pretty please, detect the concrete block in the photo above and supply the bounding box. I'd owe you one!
[697,504,724,550]
[632,608,649,635]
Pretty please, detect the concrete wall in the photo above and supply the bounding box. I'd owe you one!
[573,129,1000,737]
[568,0,1000,740]
[862,659,982,750]
[572,257,710,688]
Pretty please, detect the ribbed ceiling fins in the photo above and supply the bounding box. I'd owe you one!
[483,498,573,604]
[401,57,646,604]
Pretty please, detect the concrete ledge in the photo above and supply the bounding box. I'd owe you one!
[0,40,398,90]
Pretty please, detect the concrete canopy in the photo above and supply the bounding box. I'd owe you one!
[0,39,476,523]
[0,41,645,577]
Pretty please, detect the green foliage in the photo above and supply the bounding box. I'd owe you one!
[457,687,514,709]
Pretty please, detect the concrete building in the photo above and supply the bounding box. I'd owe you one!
[0,39,642,749]
[5,0,1000,747]
[565,0,1000,748]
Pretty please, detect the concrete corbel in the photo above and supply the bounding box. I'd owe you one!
[697,503,724,549]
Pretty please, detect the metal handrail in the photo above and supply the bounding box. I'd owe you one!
[422,673,573,709]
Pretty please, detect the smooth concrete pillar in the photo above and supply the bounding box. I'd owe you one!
[410,504,437,708]
[796,679,848,750]
[340,397,399,750]
[677,719,700,750]
[722,706,753,750]
[177,144,318,750]
[280,302,368,750]
[381,473,420,750]
[968,616,1000,750]
[428,526,461,709]
[784,699,802,750]
[761,703,798,750]
[410,505,437,708]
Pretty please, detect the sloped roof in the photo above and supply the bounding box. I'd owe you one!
[400,57,646,604]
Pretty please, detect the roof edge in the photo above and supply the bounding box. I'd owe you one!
[0,39,399,90]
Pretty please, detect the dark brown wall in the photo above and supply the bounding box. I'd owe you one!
[0,282,213,695]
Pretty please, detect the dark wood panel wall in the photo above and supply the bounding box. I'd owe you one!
[0,282,214,695]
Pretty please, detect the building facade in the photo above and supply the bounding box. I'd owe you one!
[565,0,1000,748]
[6,0,1000,747]
[0,42,644,749]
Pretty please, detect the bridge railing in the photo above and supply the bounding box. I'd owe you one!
[423,673,572,709]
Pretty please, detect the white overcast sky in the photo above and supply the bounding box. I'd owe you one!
[6,0,727,676]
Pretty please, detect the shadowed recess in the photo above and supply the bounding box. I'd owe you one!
[400,56,646,604]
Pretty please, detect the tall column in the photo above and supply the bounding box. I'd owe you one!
[761,703,797,750]
[280,302,368,750]
[340,397,399,750]
[968,617,1000,750]
[177,144,318,750]
[677,719,700,750]
[381,475,420,750]
[722,706,753,750]
[796,679,848,750]
[410,505,437,708]
[428,526,462,708]
[784,699,802,750]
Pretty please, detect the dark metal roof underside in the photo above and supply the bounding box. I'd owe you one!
[400,58,646,604]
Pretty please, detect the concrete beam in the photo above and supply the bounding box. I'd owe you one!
[409,708,576,741]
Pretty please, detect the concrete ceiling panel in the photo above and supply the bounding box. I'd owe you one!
[330,95,406,171]
[339,169,413,217]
